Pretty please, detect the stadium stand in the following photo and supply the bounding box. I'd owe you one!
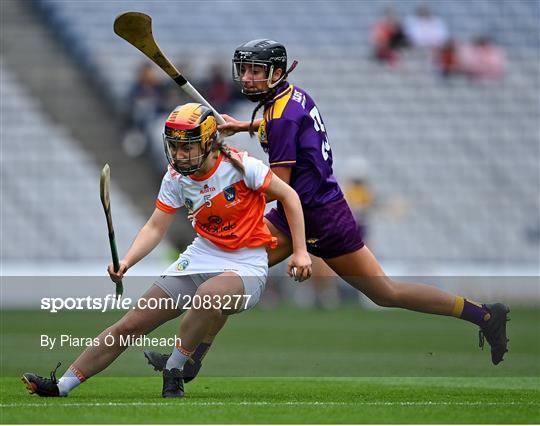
[4,0,539,270]
[1,58,170,268]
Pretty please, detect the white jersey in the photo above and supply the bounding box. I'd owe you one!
[156,149,275,278]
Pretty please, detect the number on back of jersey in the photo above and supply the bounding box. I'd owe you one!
[310,106,331,162]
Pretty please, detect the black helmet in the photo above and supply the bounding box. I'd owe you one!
[232,39,288,102]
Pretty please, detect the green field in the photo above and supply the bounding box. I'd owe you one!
[2,377,539,423]
[1,305,539,423]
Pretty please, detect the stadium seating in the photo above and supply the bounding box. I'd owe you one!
[1,58,170,266]
[11,1,540,266]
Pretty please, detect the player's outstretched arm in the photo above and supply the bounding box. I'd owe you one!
[107,208,175,283]
[263,175,312,282]
[218,114,262,135]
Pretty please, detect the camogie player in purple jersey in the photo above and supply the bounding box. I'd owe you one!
[144,39,509,381]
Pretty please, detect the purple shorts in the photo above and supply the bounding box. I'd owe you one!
[265,197,365,259]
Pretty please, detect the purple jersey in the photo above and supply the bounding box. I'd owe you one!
[257,83,343,207]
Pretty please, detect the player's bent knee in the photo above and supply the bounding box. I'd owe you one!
[367,278,400,308]
[193,287,218,305]
[190,303,224,321]
[370,295,395,308]
[113,314,148,339]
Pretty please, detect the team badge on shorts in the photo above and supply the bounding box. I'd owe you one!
[184,198,194,210]
[307,238,319,248]
[176,258,190,272]
[223,186,236,202]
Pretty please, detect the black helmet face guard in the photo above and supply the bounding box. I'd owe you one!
[233,40,287,102]
[163,130,215,176]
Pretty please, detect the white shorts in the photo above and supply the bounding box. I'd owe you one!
[162,237,268,310]
[155,273,264,312]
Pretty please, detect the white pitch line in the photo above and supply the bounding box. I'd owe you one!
[1,401,538,408]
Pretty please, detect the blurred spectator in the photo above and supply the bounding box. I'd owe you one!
[200,64,241,113]
[126,63,166,130]
[344,177,375,242]
[370,7,409,67]
[404,6,449,50]
[459,36,506,81]
[435,38,461,78]
[122,63,167,158]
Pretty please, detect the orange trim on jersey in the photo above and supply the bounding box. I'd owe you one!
[190,153,223,182]
[256,170,274,194]
[156,198,178,214]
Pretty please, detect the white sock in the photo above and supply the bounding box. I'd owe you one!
[165,343,193,372]
[57,365,85,396]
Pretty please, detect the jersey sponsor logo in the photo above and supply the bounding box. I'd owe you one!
[200,221,237,233]
[225,199,242,209]
[199,219,237,235]
[184,198,194,210]
[223,185,236,202]
[176,258,190,272]
[208,215,222,224]
[200,184,216,195]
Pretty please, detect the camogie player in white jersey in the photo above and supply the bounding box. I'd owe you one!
[22,103,312,398]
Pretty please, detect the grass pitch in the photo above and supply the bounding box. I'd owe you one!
[2,377,539,423]
[1,305,539,423]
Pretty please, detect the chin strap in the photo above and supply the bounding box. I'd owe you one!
[267,60,299,88]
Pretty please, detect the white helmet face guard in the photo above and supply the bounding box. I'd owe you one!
[232,60,277,97]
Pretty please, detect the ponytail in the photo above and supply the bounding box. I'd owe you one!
[212,138,246,175]
[248,85,280,138]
